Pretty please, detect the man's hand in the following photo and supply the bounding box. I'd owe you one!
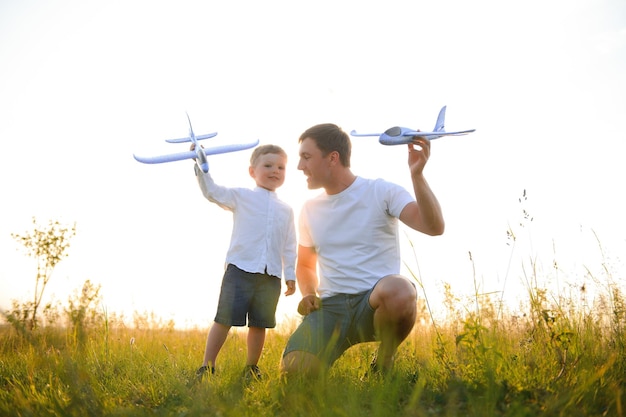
[297,294,321,316]
[407,136,430,177]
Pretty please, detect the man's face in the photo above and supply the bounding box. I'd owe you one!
[297,137,331,190]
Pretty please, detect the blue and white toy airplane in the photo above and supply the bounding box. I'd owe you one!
[133,113,259,173]
[350,106,475,145]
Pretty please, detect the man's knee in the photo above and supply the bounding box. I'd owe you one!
[372,275,417,310]
[280,351,322,378]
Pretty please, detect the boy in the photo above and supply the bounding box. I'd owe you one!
[193,144,296,381]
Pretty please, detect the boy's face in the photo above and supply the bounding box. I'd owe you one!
[249,153,287,191]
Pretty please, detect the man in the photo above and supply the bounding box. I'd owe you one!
[280,123,445,377]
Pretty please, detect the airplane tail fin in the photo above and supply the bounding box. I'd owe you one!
[434,106,447,133]
[186,112,195,140]
[165,113,217,143]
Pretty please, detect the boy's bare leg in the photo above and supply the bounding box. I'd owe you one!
[202,322,231,368]
[246,326,266,366]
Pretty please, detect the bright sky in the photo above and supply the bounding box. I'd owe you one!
[1,0,625,329]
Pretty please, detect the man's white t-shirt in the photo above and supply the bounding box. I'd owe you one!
[298,176,414,297]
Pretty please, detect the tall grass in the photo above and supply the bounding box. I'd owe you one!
[1,273,624,417]
[2,194,624,416]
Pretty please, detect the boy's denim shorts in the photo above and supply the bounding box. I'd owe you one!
[282,287,377,366]
[214,264,281,328]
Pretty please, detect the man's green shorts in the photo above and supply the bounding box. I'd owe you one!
[282,287,377,366]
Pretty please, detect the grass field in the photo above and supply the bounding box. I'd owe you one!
[3,209,625,416]
[1,277,624,417]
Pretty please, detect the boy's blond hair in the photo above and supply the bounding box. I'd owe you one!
[250,144,287,166]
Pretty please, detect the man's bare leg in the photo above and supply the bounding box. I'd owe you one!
[280,350,323,378]
[369,274,417,371]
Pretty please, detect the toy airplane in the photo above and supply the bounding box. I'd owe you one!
[133,113,259,173]
[350,106,475,145]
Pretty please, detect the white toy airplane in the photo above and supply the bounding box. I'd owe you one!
[133,113,259,173]
[350,106,475,145]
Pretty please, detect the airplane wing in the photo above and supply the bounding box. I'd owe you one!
[350,130,383,137]
[352,126,476,146]
[377,129,476,145]
[201,140,259,155]
[351,129,473,138]
[133,150,199,164]
[165,132,218,143]
[133,140,260,165]
[400,129,476,138]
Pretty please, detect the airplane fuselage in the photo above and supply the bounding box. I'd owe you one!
[379,126,443,145]
[187,114,209,173]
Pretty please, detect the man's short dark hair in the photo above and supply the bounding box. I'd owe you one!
[298,123,351,168]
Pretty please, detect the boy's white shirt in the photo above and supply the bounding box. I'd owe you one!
[195,165,296,282]
[299,176,414,297]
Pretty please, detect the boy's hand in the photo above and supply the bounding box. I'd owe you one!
[284,280,296,296]
[189,143,204,160]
